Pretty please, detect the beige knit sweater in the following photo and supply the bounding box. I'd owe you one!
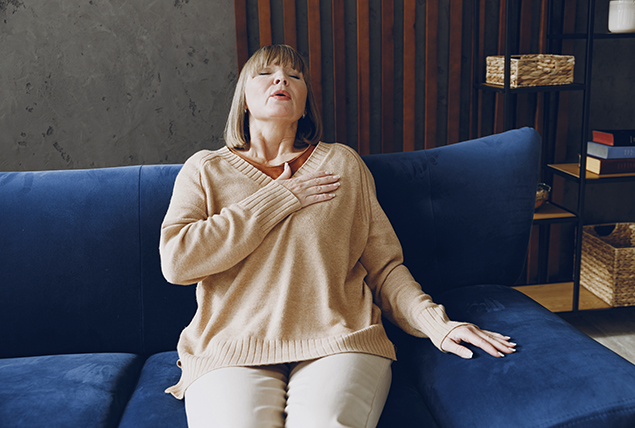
[160,142,465,399]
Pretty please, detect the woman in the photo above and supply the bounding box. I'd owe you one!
[160,44,515,428]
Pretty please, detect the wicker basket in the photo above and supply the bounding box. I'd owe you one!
[485,54,575,88]
[581,223,635,307]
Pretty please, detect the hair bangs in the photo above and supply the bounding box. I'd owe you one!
[247,45,307,78]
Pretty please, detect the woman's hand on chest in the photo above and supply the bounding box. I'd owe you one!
[275,163,341,208]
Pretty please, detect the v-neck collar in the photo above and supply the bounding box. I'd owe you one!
[219,142,330,185]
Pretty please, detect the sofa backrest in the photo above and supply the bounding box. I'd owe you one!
[0,165,193,358]
[0,128,540,359]
[363,127,541,297]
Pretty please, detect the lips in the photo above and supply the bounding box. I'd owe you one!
[271,90,291,100]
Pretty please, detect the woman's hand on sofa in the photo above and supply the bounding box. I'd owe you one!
[441,325,516,359]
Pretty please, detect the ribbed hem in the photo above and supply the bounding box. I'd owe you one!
[415,305,470,350]
[166,324,396,399]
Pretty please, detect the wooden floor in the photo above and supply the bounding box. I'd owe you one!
[559,307,635,365]
[512,282,610,313]
[514,283,635,365]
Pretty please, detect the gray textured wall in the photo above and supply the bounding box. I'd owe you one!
[0,0,237,171]
[1,0,633,176]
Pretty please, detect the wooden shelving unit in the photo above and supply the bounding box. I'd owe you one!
[550,163,635,181]
[474,0,635,313]
[533,202,576,223]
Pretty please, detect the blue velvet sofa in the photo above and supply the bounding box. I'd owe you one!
[2,127,635,428]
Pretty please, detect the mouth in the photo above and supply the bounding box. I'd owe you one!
[271,90,291,100]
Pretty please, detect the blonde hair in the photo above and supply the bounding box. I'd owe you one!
[224,45,323,149]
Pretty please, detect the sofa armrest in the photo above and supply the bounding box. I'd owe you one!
[398,284,635,428]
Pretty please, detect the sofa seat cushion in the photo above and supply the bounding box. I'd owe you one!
[118,351,187,428]
[399,284,635,428]
[0,353,143,428]
[120,352,439,428]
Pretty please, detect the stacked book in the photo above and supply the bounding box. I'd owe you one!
[586,129,635,175]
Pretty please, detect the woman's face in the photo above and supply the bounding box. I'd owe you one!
[244,63,308,125]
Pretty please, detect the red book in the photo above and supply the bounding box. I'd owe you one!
[592,129,635,146]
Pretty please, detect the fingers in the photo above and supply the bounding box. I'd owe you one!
[480,330,517,355]
[277,170,341,208]
[440,339,474,359]
[442,325,517,359]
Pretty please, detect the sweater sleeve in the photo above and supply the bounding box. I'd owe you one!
[160,152,302,285]
[357,160,467,351]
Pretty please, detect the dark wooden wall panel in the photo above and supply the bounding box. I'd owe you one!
[475,0,487,138]
[381,0,395,153]
[283,0,297,49]
[332,0,347,143]
[447,0,463,145]
[357,0,371,154]
[233,0,560,156]
[493,0,506,135]
[424,1,438,149]
[516,0,533,129]
[258,0,273,46]
[234,0,249,72]
[306,0,322,116]
[402,0,416,152]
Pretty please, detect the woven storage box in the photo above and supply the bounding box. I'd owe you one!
[581,223,635,307]
[485,54,574,88]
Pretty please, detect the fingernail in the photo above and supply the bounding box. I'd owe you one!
[498,352,505,358]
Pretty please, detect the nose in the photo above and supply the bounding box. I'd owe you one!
[273,72,288,85]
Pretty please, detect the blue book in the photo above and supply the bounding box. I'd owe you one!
[587,142,635,159]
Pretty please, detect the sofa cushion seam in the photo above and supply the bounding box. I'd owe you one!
[138,165,146,355]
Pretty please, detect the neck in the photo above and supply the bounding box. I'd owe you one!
[246,120,301,165]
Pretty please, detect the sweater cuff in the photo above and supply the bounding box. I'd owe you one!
[239,181,302,235]
[414,305,470,351]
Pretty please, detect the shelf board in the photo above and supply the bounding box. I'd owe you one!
[533,202,577,223]
[476,82,586,94]
[547,33,635,40]
[548,32,635,40]
[594,32,635,39]
[513,282,611,313]
[549,163,584,179]
[549,163,635,180]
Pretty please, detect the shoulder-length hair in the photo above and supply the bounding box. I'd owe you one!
[223,45,323,149]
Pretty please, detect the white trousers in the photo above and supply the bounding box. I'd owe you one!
[184,352,392,428]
